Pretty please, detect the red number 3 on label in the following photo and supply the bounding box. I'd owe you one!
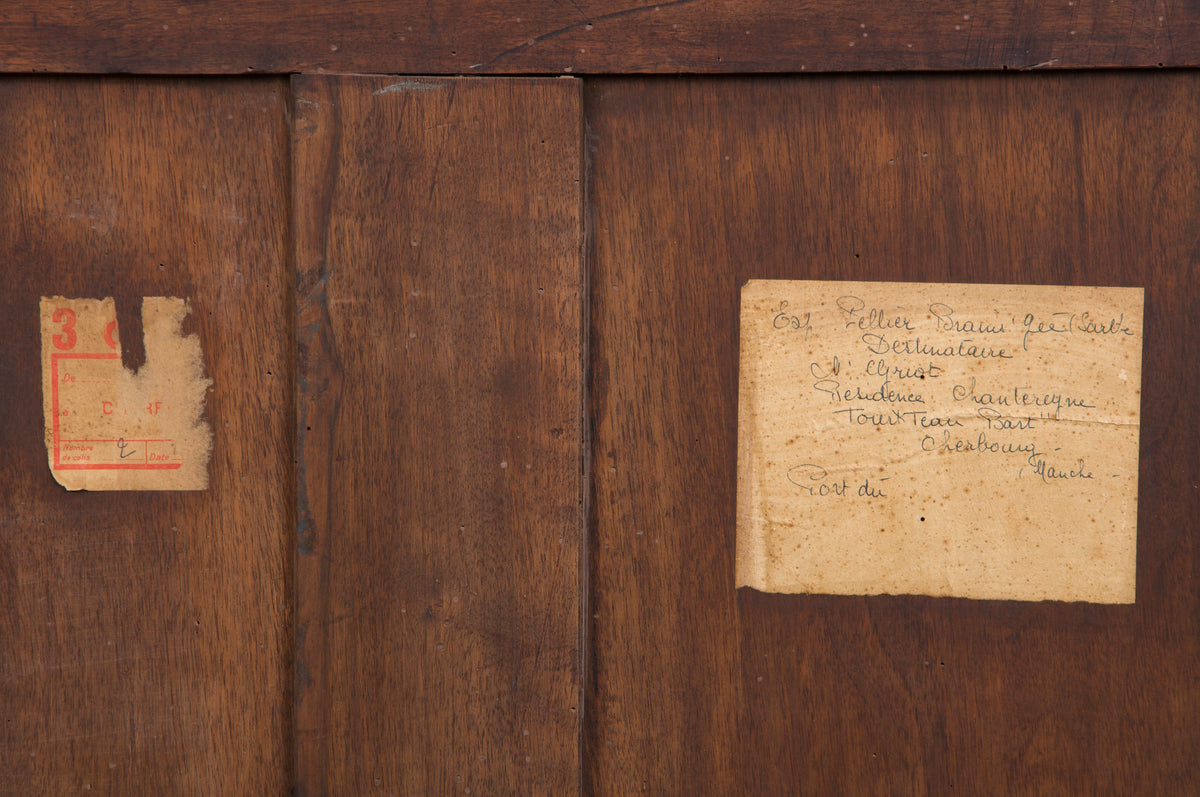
[52,307,77,350]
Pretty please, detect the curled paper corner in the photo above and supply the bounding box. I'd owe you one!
[40,296,213,491]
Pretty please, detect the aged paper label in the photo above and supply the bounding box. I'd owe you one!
[40,297,212,491]
[736,280,1143,603]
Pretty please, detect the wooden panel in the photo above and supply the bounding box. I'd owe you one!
[293,75,584,795]
[585,73,1199,792]
[0,78,292,794]
[1,1,1197,74]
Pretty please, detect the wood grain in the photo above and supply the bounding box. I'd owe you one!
[293,75,584,795]
[584,73,1199,793]
[0,77,292,794]
[1,0,1197,74]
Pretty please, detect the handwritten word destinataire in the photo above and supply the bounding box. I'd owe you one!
[860,333,1013,359]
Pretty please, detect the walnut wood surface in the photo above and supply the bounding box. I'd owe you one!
[1,1,1197,74]
[292,75,584,795]
[584,73,1199,793]
[0,77,292,794]
[3,67,1195,794]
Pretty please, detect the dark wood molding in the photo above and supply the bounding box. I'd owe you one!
[2,1,1197,75]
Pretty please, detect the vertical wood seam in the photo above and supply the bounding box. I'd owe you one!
[577,75,593,797]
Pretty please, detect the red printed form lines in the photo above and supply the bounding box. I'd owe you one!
[51,352,182,471]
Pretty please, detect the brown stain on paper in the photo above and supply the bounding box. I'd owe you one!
[40,296,212,491]
[735,280,1143,603]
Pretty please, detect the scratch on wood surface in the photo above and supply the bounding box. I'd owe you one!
[373,80,445,96]
[469,0,701,71]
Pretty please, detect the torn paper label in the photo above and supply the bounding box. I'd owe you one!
[40,297,212,491]
[736,280,1143,603]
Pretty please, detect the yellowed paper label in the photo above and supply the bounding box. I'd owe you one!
[40,297,212,491]
[736,280,1143,603]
